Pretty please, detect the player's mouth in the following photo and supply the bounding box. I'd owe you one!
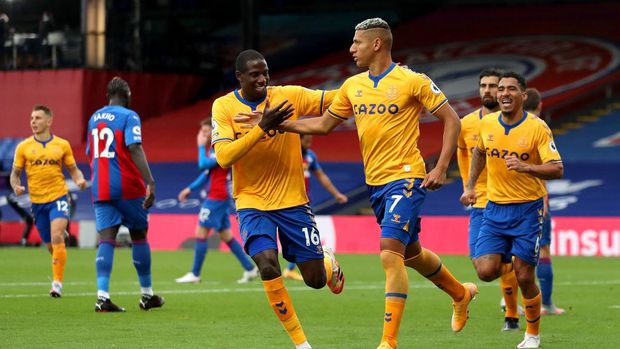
[501,98,513,107]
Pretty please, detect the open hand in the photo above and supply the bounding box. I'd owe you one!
[258,99,294,132]
[234,111,263,129]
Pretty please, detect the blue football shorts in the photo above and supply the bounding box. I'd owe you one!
[31,195,70,244]
[94,198,148,232]
[237,205,324,263]
[474,198,544,266]
[468,207,485,258]
[198,199,230,231]
[367,178,426,246]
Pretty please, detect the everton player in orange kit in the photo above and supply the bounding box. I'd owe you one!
[461,72,564,348]
[11,104,86,298]
[276,18,477,349]
[211,50,344,349]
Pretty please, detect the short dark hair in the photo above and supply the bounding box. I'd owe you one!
[524,88,541,112]
[33,104,52,117]
[107,77,130,99]
[500,71,527,90]
[235,50,265,73]
[479,68,502,83]
[200,118,212,127]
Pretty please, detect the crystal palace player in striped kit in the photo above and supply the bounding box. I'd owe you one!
[175,118,258,284]
[87,77,164,312]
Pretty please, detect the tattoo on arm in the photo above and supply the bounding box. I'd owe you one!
[467,149,486,189]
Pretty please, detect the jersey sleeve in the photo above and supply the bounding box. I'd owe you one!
[283,86,330,116]
[411,73,448,114]
[308,150,321,172]
[211,98,235,145]
[326,79,353,121]
[62,140,77,168]
[476,123,486,152]
[535,121,562,163]
[12,141,25,169]
[124,113,143,146]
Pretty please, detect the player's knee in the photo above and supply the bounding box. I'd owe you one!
[257,263,280,280]
[475,263,500,282]
[304,273,326,289]
[129,229,147,242]
[219,229,233,241]
[380,250,403,270]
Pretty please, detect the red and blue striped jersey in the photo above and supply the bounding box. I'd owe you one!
[86,105,146,202]
[194,146,230,201]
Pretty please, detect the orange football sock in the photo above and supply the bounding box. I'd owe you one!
[500,263,519,318]
[523,292,542,335]
[51,243,67,283]
[263,277,307,346]
[381,250,408,348]
[406,248,465,301]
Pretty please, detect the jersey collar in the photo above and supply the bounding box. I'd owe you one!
[34,134,54,148]
[498,111,528,135]
[368,62,396,88]
[234,89,266,111]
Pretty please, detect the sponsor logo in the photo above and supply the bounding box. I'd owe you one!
[29,158,60,166]
[486,148,530,161]
[353,103,399,116]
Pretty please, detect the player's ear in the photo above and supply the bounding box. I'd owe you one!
[373,37,381,51]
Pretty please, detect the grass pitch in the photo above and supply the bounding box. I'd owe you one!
[0,248,619,348]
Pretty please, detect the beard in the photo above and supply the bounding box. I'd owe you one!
[482,99,499,110]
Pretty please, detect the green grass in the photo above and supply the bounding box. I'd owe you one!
[0,248,619,348]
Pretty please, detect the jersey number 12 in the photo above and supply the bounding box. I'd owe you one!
[91,128,116,159]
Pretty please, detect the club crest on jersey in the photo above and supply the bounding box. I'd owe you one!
[487,134,494,142]
[355,90,363,97]
[518,137,528,148]
[386,86,398,99]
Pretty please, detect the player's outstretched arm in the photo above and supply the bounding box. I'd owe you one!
[67,165,87,190]
[422,103,461,190]
[314,169,348,204]
[9,166,25,196]
[128,143,156,208]
[279,111,342,135]
[215,100,294,168]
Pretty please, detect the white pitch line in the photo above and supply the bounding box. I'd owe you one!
[0,280,221,287]
[1,279,619,299]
